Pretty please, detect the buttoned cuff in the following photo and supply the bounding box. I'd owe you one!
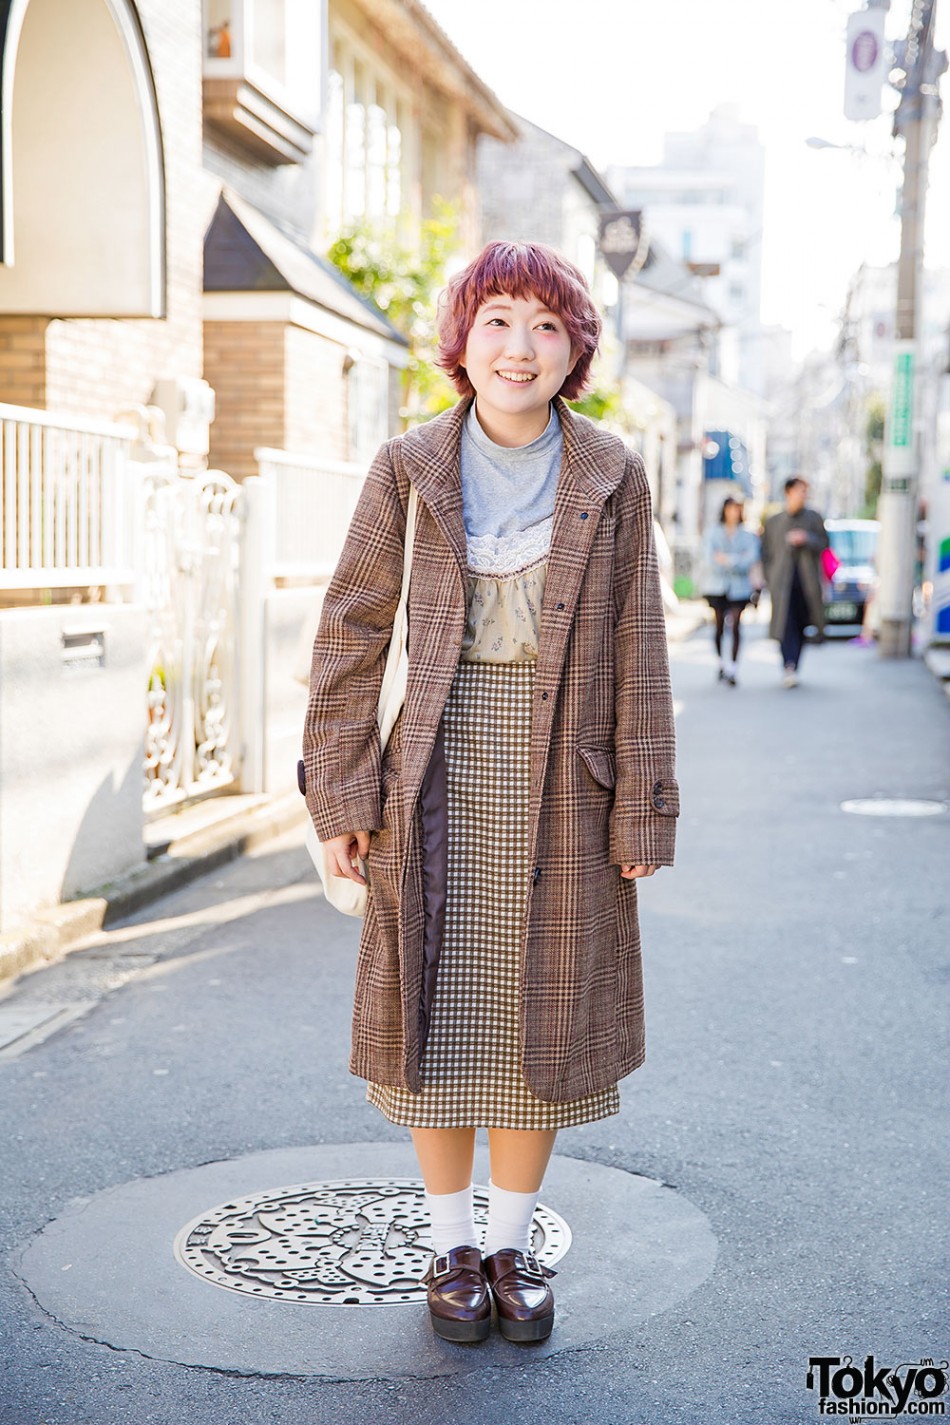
[610,778,679,867]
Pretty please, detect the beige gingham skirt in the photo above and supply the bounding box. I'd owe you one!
[366,657,620,1129]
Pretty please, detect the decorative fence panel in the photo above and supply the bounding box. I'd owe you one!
[0,403,137,589]
[139,465,245,813]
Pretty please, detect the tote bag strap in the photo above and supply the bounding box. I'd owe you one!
[376,482,417,751]
[398,483,418,605]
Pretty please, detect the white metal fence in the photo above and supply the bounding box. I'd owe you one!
[0,403,138,590]
[255,446,364,580]
[0,404,365,812]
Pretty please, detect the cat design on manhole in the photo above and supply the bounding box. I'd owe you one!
[174,1177,571,1305]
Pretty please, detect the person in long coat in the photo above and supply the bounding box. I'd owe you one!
[761,476,829,687]
[302,241,679,1345]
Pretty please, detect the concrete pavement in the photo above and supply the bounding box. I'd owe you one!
[0,613,947,1424]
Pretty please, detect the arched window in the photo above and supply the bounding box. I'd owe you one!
[0,0,165,316]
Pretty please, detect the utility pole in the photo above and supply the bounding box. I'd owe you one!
[877,0,945,656]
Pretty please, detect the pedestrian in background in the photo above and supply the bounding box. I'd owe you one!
[302,241,678,1347]
[702,496,759,686]
[761,476,829,688]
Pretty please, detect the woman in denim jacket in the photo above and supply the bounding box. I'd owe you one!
[702,497,760,685]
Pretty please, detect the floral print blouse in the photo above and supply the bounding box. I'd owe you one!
[460,516,551,664]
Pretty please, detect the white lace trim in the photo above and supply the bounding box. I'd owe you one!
[465,516,553,577]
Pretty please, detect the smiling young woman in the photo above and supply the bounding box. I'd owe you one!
[302,241,679,1346]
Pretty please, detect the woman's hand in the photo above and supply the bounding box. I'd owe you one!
[620,863,659,880]
[325,831,371,885]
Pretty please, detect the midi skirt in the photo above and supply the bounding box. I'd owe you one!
[366,656,620,1129]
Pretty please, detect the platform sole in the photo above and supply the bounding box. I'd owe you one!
[429,1312,492,1343]
[496,1312,555,1343]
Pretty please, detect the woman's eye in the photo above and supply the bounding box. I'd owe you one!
[538,321,558,331]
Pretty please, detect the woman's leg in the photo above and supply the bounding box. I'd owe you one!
[484,1128,558,1256]
[411,1127,478,1253]
[487,1128,558,1191]
[482,1129,559,1340]
[730,603,745,663]
[410,1127,476,1192]
[412,1127,490,1341]
[713,605,726,660]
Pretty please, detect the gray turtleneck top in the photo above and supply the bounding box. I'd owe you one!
[460,402,563,552]
[458,401,563,662]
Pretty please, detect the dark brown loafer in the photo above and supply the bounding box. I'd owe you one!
[420,1246,491,1342]
[483,1248,556,1342]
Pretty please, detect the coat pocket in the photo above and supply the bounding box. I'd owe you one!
[578,745,616,790]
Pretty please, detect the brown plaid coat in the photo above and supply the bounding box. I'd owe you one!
[302,396,679,1101]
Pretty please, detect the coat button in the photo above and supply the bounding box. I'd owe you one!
[541,691,548,700]
[580,511,589,520]
[556,601,565,610]
[531,866,541,883]
[654,794,665,809]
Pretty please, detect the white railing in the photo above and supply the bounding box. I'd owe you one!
[0,403,138,589]
[255,446,364,580]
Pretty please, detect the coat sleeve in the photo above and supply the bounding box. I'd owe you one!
[301,438,407,842]
[609,453,679,868]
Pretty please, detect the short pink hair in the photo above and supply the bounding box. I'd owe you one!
[436,241,601,401]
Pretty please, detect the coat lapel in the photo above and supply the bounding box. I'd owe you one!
[395,400,470,587]
[536,398,626,690]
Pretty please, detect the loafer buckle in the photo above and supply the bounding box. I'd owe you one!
[522,1251,543,1280]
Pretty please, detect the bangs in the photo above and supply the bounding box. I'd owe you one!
[436,241,602,401]
[462,244,588,321]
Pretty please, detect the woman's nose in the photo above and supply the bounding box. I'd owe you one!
[503,325,534,359]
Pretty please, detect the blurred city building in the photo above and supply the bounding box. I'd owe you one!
[605,107,770,579]
[773,263,950,526]
[608,104,766,396]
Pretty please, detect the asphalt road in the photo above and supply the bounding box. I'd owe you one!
[1,614,948,1425]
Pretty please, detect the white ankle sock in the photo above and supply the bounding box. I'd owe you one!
[425,1184,476,1254]
[482,1180,540,1256]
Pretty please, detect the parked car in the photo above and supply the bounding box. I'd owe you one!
[823,518,880,633]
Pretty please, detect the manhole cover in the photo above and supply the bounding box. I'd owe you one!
[174,1178,571,1305]
[841,798,947,817]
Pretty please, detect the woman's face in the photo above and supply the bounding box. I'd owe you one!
[462,293,576,443]
[724,501,742,528]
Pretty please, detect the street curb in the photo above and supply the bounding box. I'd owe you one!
[0,791,308,988]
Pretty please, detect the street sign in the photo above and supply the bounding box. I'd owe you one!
[844,8,888,120]
[598,211,648,281]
